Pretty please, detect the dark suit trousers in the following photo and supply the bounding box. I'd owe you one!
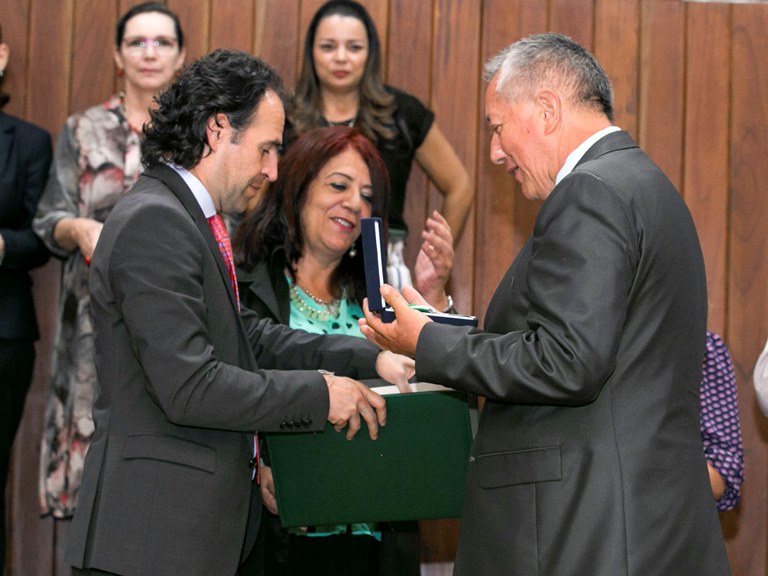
[1,338,34,570]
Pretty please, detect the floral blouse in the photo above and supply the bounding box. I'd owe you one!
[33,95,142,518]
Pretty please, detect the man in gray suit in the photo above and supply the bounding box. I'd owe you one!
[362,33,731,575]
[66,49,411,576]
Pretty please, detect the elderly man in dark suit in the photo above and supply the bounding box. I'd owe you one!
[362,33,731,575]
[65,49,412,576]
[0,28,52,572]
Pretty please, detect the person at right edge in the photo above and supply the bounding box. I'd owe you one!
[359,33,731,575]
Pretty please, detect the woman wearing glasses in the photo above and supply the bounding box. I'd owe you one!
[33,1,185,519]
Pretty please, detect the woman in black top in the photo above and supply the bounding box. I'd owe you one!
[289,0,470,309]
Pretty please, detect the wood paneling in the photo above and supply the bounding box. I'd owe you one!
[430,0,480,314]
[730,4,768,576]
[639,0,685,189]
[5,1,768,575]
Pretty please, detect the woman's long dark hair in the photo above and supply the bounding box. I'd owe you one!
[234,125,390,305]
[291,0,397,145]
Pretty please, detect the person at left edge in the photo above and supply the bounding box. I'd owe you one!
[0,23,52,572]
[65,48,412,576]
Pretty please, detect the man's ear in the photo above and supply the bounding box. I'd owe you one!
[206,113,231,152]
[536,89,560,134]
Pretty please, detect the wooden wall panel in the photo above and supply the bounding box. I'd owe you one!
[387,0,433,279]
[71,0,116,120]
[730,5,768,576]
[167,0,211,64]
[684,3,730,333]
[253,0,301,86]
[26,0,72,134]
[209,0,255,52]
[638,1,685,189]
[550,0,594,48]
[6,1,768,575]
[594,0,640,137]
[0,0,31,120]
[430,0,480,315]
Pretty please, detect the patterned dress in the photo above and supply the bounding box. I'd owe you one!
[33,95,142,518]
[700,331,744,511]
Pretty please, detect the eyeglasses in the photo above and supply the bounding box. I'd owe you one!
[122,36,178,55]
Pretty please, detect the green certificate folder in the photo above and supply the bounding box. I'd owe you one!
[265,382,473,528]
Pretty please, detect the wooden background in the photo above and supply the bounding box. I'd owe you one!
[2,0,767,574]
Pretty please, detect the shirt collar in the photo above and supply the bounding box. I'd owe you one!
[555,125,621,185]
[167,163,217,218]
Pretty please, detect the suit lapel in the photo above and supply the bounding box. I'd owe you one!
[143,165,243,319]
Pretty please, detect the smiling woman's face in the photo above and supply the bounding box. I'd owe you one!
[301,147,373,262]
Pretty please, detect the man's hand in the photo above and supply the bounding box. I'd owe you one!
[259,464,278,515]
[360,284,431,358]
[375,350,416,393]
[324,373,387,440]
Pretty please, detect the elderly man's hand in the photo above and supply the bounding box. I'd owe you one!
[360,284,432,358]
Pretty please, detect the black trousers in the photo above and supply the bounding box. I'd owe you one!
[1,338,34,573]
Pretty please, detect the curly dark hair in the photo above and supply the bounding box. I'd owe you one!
[291,0,397,145]
[234,125,390,305]
[141,49,285,169]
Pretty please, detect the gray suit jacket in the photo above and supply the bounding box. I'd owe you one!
[65,165,380,576]
[416,132,730,575]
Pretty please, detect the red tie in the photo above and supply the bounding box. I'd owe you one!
[208,214,259,481]
[207,214,240,311]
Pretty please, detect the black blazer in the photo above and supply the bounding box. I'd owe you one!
[416,132,730,575]
[0,112,52,340]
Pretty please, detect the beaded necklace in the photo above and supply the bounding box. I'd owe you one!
[288,279,341,322]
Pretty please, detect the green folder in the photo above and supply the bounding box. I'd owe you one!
[265,382,473,528]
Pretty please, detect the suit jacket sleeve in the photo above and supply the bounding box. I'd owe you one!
[242,309,380,378]
[416,173,633,405]
[32,121,80,257]
[97,195,332,433]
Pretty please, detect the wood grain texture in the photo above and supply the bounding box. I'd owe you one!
[430,0,480,314]
[6,1,768,575]
[729,5,768,576]
[684,2,730,333]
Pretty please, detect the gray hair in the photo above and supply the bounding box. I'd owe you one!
[483,33,614,122]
